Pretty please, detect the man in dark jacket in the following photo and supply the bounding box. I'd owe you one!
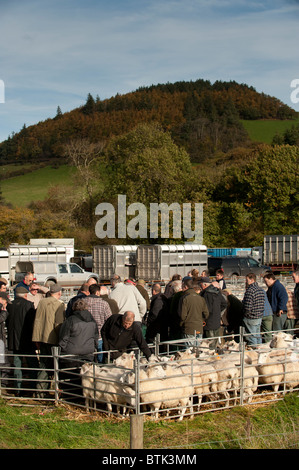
[58,298,99,400]
[65,283,90,318]
[178,277,209,348]
[101,311,151,361]
[263,273,288,331]
[200,277,227,349]
[6,286,38,394]
[145,284,168,344]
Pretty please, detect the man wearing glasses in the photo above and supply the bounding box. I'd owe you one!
[27,283,49,309]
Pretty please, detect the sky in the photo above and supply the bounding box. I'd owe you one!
[0,0,299,144]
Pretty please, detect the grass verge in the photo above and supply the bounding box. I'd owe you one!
[0,393,298,449]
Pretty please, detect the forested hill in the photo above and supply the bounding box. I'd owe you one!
[0,79,296,164]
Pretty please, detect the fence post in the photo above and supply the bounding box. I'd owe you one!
[130,415,144,449]
[134,351,140,415]
[51,346,60,403]
[130,351,144,449]
[239,327,245,406]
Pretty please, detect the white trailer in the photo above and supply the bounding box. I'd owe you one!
[92,245,138,282]
[135,244,208,282]
[7,239,75,285]
[0,250,9,283]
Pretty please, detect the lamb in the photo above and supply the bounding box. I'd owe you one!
[211,356,240,408]
[270,331,294,349]
[123,362,194,421]
[238,363,259,404]
[174,349,218,409]
[113,351,136,369]
[80,363,135,417]
[256,350,299,395]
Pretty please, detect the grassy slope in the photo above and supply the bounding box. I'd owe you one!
[1,165,75,207]
[241,118,299,144]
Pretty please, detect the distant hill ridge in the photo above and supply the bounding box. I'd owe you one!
[0,78,296,164]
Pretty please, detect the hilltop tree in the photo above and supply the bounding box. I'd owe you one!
[82,93,96,115]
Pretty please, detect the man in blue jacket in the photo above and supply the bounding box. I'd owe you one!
[263,273,288,331]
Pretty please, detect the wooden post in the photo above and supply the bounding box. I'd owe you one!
[130,415,144,449]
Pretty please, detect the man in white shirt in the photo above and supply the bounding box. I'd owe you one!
[109,274,146,325]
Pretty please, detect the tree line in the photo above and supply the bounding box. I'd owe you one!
[0,79,296,165]
[0,122,298,252]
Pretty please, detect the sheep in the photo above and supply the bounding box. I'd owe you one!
[174,349,218,410]
[270,331,294,349]
[123,362,194,421]
[113,351,136,369]
[211,357,240,408]
[256,350,299,395]
[237,363,259,404]
[80,363,135,417]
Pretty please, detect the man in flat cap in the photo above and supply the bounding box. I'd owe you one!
[32,284,65,397]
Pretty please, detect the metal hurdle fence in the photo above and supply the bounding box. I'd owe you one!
[1,327,298,418]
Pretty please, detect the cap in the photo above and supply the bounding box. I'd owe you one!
[200,276,211,283]
[49,284,62,293]
[0,292,11,303]
[15,286,29,294]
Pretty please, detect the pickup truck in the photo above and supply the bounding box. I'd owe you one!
[15,260,100,288]
[208,256,271,279]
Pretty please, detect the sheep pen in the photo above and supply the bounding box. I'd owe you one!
[76,330,299,421]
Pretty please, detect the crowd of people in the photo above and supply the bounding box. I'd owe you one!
[0,267,298,398]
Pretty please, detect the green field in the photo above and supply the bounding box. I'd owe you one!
[241,118,299,144]
[1,165,76,207]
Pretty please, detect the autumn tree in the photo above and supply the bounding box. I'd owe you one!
[63,138,106,225]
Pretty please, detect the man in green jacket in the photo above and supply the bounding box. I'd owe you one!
[32,284,65,397]
[178,277,209,349]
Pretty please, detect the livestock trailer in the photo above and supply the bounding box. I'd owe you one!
[263,234,298,272]
[92,245,138,281]
[135,244,208,282]
[0,250,9,283]
[8,239,75,285]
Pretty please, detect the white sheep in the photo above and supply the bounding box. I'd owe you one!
[211,356,240,408]
[113,351,136,369]
[270,331,294,349]
[256,350,299,395]
[80,363,135,417]
[174,349,218,410]
[123,362,194,421]
[237,363,259,404]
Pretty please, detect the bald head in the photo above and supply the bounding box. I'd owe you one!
[122,311,135,329]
